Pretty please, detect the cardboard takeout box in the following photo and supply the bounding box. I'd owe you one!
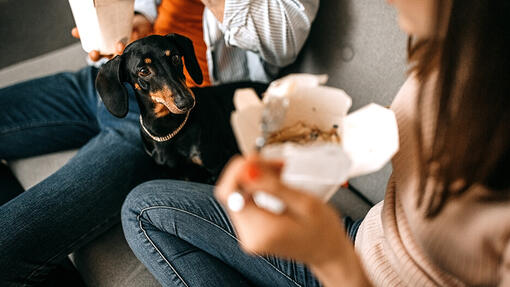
[231,74,399,201]
[68,0,134,54]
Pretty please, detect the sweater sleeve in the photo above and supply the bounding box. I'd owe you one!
[221,0,319,67]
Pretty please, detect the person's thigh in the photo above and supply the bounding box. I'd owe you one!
[0,66,100,159]
[132,223,255,287]
[122,180,322,287]
[0,125,164,286]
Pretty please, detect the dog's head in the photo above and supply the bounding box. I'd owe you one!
[95,33,203,118]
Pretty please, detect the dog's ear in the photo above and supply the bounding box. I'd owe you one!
[95,55,129,118]
[167,33,203,85]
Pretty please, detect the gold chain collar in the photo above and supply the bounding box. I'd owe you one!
[139,110,191,142]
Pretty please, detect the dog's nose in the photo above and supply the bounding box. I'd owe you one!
[174,95,195,111]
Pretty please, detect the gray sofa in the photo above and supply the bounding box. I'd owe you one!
[1,0,407,285]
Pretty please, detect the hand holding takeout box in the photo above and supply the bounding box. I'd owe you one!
[68,0,134,55]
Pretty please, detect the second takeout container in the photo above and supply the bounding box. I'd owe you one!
[231,74,399,201]
[68,0,134,54]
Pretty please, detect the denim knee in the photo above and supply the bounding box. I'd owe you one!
[121,181,153,248]
[121,179,217,234]
[121,180,179,230]
[121,181,153,225]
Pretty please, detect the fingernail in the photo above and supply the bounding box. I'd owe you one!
[245,162,260,181]
[227,191,245,212]
[253,191,286,214]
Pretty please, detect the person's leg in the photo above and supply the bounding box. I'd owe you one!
[0,66,100,160]
[0,125,163,286]
[122,180,323,287]
[0,66,164,286]
[0,66,102,286]
[0,66,101,206]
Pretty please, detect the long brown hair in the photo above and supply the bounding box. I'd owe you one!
[408,0,510,217]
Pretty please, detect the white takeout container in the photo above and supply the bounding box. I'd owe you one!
[68,0,134,54]
[231,74,399,201]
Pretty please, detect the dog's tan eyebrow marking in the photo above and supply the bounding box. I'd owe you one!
[134,83,141,90]
[165,50,171,56]
[144,58,152,64]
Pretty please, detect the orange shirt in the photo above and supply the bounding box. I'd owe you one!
[153,0,210,87]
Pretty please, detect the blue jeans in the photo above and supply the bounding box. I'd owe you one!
[122,180,325,287]
[0,66,163,286]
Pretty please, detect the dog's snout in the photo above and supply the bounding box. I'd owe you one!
[174,94,195,111]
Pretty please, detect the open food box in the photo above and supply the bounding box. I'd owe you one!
[68,0,134,54]
[231,74,399,201]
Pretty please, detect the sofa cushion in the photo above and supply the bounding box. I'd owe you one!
[70,224,160,287]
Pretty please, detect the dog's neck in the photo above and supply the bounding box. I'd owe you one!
[140,109,189,138]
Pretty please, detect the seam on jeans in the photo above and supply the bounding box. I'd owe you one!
[0,120,95,135]
[138,206,302,287]
[22,213,120,286]
[137,211,191,287]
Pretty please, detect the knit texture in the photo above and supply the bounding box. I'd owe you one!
[355,76,510,286]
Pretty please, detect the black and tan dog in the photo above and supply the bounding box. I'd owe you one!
[96,33,267,183]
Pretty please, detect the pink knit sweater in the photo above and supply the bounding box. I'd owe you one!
[355,76,510,286]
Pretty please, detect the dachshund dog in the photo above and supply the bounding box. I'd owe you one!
[95,33,267,183]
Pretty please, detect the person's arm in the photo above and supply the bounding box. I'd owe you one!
[310,249,371,287]
[202,0,319,67]
[215,155,372,287]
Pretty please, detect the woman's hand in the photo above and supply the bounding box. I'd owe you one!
[215,155,371,286]
[71,13,152,62]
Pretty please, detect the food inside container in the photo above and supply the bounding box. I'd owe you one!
[266,122,340,145]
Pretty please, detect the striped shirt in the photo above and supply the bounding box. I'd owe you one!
[134,0,319,84]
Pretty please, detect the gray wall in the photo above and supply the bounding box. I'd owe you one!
[0,0,78,69]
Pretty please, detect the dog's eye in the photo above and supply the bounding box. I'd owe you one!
[138,67,151,77]
[172,55,181,66]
